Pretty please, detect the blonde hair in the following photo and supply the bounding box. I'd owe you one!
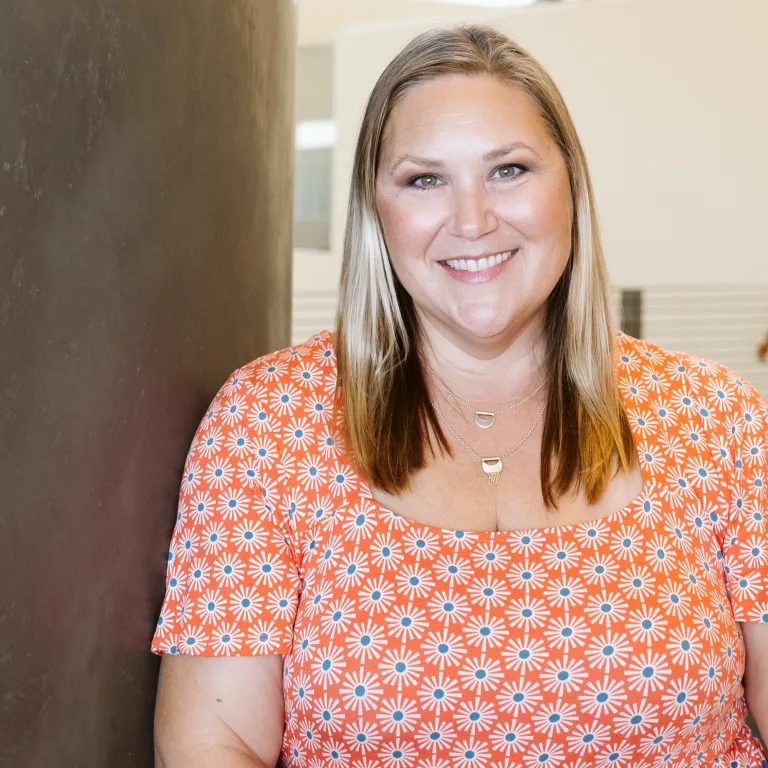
[335,23,635,506]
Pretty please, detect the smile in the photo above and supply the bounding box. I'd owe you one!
[441,249,517,273]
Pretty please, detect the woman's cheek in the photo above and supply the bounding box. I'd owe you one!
[532,180,573,241]
[500,193,548,239]
[501,173,571,238]
[384,202,444,261]
[397,197,446,238]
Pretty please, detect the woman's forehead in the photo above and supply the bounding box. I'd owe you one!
[381,76,549,161]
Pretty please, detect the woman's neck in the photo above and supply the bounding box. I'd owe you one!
[418,312,548,410]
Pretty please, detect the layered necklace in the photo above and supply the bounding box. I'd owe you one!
[428,371,546,485]
[428,372,545,428]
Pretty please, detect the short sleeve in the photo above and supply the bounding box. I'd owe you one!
[719,377,768,622]
[151,367,301,656]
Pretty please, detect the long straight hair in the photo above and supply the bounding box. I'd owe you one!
[335,24,635,506]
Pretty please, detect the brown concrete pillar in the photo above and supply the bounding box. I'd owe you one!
[0,0,295,764]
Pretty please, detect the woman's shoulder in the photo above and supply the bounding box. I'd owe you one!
[615,332,767,427]
[615,331,729,375]
[193,330,339,450]
[218,329,337,401]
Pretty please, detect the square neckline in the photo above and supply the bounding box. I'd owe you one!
[321,329,652,539]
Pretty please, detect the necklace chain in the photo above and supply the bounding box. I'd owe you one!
[431,400,546,464]
[428,371,545,417]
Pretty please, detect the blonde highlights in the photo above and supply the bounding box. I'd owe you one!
[335,24,635,505]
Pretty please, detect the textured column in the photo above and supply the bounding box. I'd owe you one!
[0,0,295,763]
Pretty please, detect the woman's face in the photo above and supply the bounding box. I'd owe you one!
[375,74,573,347]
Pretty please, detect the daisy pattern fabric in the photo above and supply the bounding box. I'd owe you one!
[152,331,768,768]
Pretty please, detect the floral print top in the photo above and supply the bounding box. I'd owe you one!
[153,330,768,768]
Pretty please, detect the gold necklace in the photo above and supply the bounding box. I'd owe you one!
[427,371,545,429]
[430,400,546,485]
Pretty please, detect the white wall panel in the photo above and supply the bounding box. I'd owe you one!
[642,285,768,396]
[292,288,338,346]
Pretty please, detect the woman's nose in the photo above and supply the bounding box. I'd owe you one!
[446,186,499,241]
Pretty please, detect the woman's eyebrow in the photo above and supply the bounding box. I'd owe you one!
[388,141,540,174]
[485,142,541,161]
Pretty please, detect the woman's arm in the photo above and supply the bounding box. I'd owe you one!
[154,654,286,768]
[742,622,768,741]
[758,332,768,363]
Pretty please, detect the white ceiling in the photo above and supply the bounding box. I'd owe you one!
[296,0,574,46]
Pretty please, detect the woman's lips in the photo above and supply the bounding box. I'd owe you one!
[438,248,518,283]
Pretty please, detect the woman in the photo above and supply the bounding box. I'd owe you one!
[153,24,768,768]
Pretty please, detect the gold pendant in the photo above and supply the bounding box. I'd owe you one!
[474,411,496,429]
[482,456,503,485]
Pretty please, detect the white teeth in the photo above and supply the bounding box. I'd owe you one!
[443,250,515,272]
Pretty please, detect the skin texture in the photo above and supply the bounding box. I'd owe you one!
[154,654,284,767]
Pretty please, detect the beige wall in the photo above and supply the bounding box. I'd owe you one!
[295,45,333,122]
[325,0,767,289]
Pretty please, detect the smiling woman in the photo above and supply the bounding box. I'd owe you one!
[153,23,768,768]
[338,32,634,512]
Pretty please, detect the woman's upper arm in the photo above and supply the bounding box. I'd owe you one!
[717,375,768,731]
[716,375,768,623]
[742,622,768,737]
[151,362,303,764]
[154,653,286,768]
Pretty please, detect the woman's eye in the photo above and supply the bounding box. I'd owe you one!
[409,174,440,190]
[407,164,528,190]
[497,164,527,179]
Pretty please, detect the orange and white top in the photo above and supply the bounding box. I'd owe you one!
[153,331,768,768]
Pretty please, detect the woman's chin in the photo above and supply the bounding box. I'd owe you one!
[452,305,514,338]
[449,313,515,343]
[422,300,536,346]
